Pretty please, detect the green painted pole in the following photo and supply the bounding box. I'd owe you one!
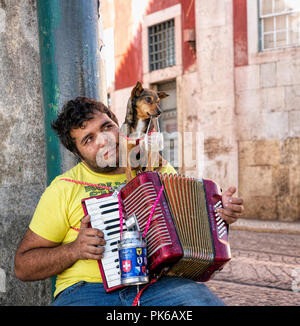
[37,1,62,185]
[36,0,104,299]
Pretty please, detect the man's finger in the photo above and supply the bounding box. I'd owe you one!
[88,245,105,255]
[217,207,242,221]
[222,186,236,197]
[80,215,91,229]
[84,245,105,260]
[223,203,244,213]
[221,215,238,225]
[87,235,106,247]
[82,228,104,239]
[229,197,244,205]
[84,252,104,260]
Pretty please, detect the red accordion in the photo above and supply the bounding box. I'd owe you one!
[82,172,231,292]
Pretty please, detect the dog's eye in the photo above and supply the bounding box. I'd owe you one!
[145,97,152,104]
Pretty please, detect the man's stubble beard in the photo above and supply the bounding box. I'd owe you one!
[80,146,120,174]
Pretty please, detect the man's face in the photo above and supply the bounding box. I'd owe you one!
[70,110,120,173]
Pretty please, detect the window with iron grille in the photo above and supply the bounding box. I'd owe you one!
[259,0,300,50]
[153,80,178,169]
[148,19,175,71]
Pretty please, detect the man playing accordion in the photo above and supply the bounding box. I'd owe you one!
[14,97,244,306]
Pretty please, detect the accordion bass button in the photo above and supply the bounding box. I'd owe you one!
[217,219,223,226]
[214,201,222,207]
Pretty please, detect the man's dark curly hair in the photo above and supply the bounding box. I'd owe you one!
[51,97,119,157]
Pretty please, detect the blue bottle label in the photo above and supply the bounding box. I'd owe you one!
[119,247,148,278]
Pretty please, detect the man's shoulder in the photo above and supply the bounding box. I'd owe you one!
[48,163,83,189]
[159,163,177,175]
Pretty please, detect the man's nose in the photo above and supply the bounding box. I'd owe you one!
[95,132,108,147]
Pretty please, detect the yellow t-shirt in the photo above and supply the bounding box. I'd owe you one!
[29,162,177,298]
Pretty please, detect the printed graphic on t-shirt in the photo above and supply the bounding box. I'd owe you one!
[83,181,127,197]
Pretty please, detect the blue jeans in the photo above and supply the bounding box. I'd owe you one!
[52,277,225,306]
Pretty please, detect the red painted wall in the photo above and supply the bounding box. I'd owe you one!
[181,0,196,71]
[115,0,196,91]
[114,24,143,91]
[145,0,179,15]
[233,0,248,67]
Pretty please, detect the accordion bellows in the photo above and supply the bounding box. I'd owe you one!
[161,173,218,280]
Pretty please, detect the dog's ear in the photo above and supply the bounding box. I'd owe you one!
[125,97,134,128]
[158,91,169,99]
[131,81,144,98]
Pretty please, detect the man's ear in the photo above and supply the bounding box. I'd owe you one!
[131,81,144,98]
[158,91,169,99]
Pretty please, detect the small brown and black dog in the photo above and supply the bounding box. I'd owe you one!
[120,81,169,181]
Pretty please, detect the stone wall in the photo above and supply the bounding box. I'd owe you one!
[0,0,51,305]
[195,0,238,191]
[235,0,300,221]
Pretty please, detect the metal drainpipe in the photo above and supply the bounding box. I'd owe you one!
[36,0,105,298]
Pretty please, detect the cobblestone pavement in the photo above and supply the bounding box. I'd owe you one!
[205,228,300,306]
[207,280,300,306]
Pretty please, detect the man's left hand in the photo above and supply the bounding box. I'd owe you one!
[216,186,244,224]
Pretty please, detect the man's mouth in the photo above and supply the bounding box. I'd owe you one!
[104,146,118,158]
[96,144,118,161]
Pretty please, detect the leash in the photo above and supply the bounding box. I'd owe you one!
[61,179,114,232]
[119,128,155,142]
[60,178,112,190]
[132,278,158,306]
[119,115,156,142]
[117,182,164,306]
[142,185,164,238]
[118,184,164,239]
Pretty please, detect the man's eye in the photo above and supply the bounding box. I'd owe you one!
[103,124,113,131]
[85,137,93,144]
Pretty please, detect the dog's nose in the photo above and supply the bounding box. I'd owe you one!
[156,106,161,116]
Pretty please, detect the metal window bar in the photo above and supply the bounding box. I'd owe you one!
[286,13,289,45]
[299,13,300,44]
[148,19,175,72]
[259,0,300,50]
[274,13,277,48]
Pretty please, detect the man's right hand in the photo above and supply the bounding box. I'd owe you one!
[14,215,106,281]
[72,215,106,261]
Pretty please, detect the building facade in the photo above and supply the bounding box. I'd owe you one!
[101,0,300,222]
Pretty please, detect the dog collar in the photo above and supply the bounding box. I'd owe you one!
[119,128,155,142]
